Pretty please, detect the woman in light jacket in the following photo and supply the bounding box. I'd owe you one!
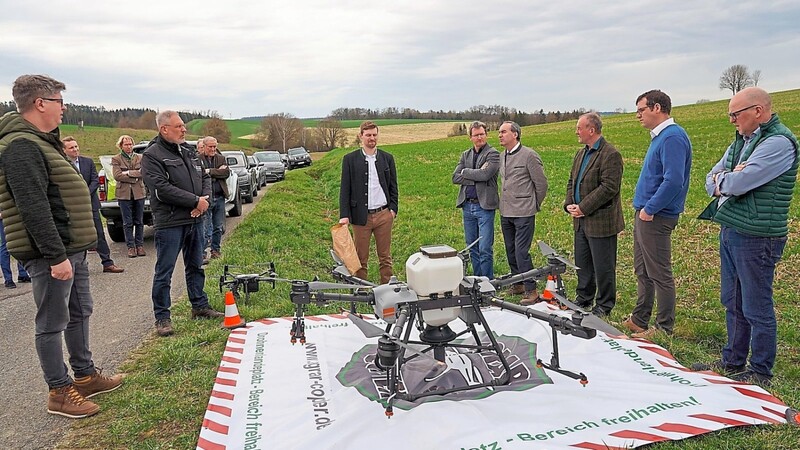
[111,135,146,257]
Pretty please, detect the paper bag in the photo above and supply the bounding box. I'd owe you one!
[331,223,362,275]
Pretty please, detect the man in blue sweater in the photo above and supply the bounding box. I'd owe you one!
[622,90,692,339]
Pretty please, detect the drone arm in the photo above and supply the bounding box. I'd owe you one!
[488,297,596,340]
[490,262,566,289]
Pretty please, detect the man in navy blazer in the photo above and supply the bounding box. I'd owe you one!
[62,137,123,273]
[339,121,398,284]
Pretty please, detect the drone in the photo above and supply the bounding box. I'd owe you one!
[219,239,623,417]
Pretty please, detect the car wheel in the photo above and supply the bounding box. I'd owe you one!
[244,188,253,203]
[228,190,242,217]
[106,221,125,243]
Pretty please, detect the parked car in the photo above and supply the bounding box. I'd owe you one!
[221,150,258,203]
[249,155,267,188]
[253,151,286,182]
[286,147,312,169]
[98,140,241,243]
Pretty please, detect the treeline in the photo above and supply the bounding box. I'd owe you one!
[0,101,212,129]
[326,104,594,127]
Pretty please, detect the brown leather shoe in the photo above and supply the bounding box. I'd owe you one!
[210,250,221,259]
[508,284,525,296]
[155,318,173,336]
[191,307,225,319]
[103,264,124,273]
[74,368,124,399]
[520,290,544,306]
[622,316,646,333]
[136,246,146,257]
[47,384,100,419]
[127,248,137,258]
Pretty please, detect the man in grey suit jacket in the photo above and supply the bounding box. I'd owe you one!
[498,121,547,304]
[564,113,624,317]
[453,121,500,278]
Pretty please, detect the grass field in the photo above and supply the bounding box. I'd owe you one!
[60,90,800,449]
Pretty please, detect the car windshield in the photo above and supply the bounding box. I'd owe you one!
[223,153,247,167]
[255,153,281,163]
[288,148,306,156]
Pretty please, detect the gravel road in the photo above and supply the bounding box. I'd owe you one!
[0,190,265,450]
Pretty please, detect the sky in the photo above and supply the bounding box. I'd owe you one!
[1,1,798,119]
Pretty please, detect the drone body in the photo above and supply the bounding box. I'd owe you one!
[219,240,622,417]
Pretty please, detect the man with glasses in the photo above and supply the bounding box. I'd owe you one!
[622,90,691,339]
[453,121,500,278]
[692,87,798,386]
[0,75,123,418]
[497,120,548,304]
[142,111,223,337]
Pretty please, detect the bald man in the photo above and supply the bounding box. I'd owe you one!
[693,87,799,386]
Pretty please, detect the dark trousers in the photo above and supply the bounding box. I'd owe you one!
[26,252,95,388]
[92,211,114,267]
[151,223,210,320]
[574,223,617,315]
[632,212,678,333]
[500,215,536,292]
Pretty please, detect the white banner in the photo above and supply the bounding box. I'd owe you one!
[197,306,789,450]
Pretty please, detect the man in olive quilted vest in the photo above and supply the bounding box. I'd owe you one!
[0,75,122,419]
[694,87,799,386]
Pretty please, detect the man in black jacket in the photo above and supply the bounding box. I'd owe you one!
[339,121,398,284]
[141,111,223,337]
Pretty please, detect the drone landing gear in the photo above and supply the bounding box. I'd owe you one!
[536,326,588,386]
[378,302,513,418]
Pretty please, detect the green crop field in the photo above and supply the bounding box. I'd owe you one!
[61,90,800,449]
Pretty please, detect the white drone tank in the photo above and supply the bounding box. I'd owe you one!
[405,245,463,326]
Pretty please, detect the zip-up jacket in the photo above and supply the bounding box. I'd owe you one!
[141,135,211,229]
[0,111,96,263]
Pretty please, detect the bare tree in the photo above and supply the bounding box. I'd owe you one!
[202,117,232,143]
[266,113,304,152]
[315,118,347,151]
[752,69,762,86]
[719,64,753,94]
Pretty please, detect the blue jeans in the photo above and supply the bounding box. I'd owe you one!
[26,252,95,388]
[719,226,786,377]
[462,202,495,278]
[152,223,210,320]
[1,218,29,282]
[119,198,144,248]
[204,195,226,252]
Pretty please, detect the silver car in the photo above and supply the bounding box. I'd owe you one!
[254,151,286,182]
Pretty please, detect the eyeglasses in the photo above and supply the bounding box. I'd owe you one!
[728,104,759,120]
[40,97,64,106]
[636,104,654,115]
[470,133,486,138]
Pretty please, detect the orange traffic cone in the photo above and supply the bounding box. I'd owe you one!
[541,275,557,301]
[221,291,246,330]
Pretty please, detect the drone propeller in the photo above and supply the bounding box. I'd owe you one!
[538,241,579,270]
[344,313,445,366]
[308,281,371,290]
[550,291,624,336]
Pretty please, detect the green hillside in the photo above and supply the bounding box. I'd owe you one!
[63,90,800,449]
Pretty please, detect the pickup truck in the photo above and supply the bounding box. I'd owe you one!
[98,140,241,243]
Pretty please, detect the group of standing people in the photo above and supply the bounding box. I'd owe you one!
[0,74,228,420]
[341,88,798,388]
